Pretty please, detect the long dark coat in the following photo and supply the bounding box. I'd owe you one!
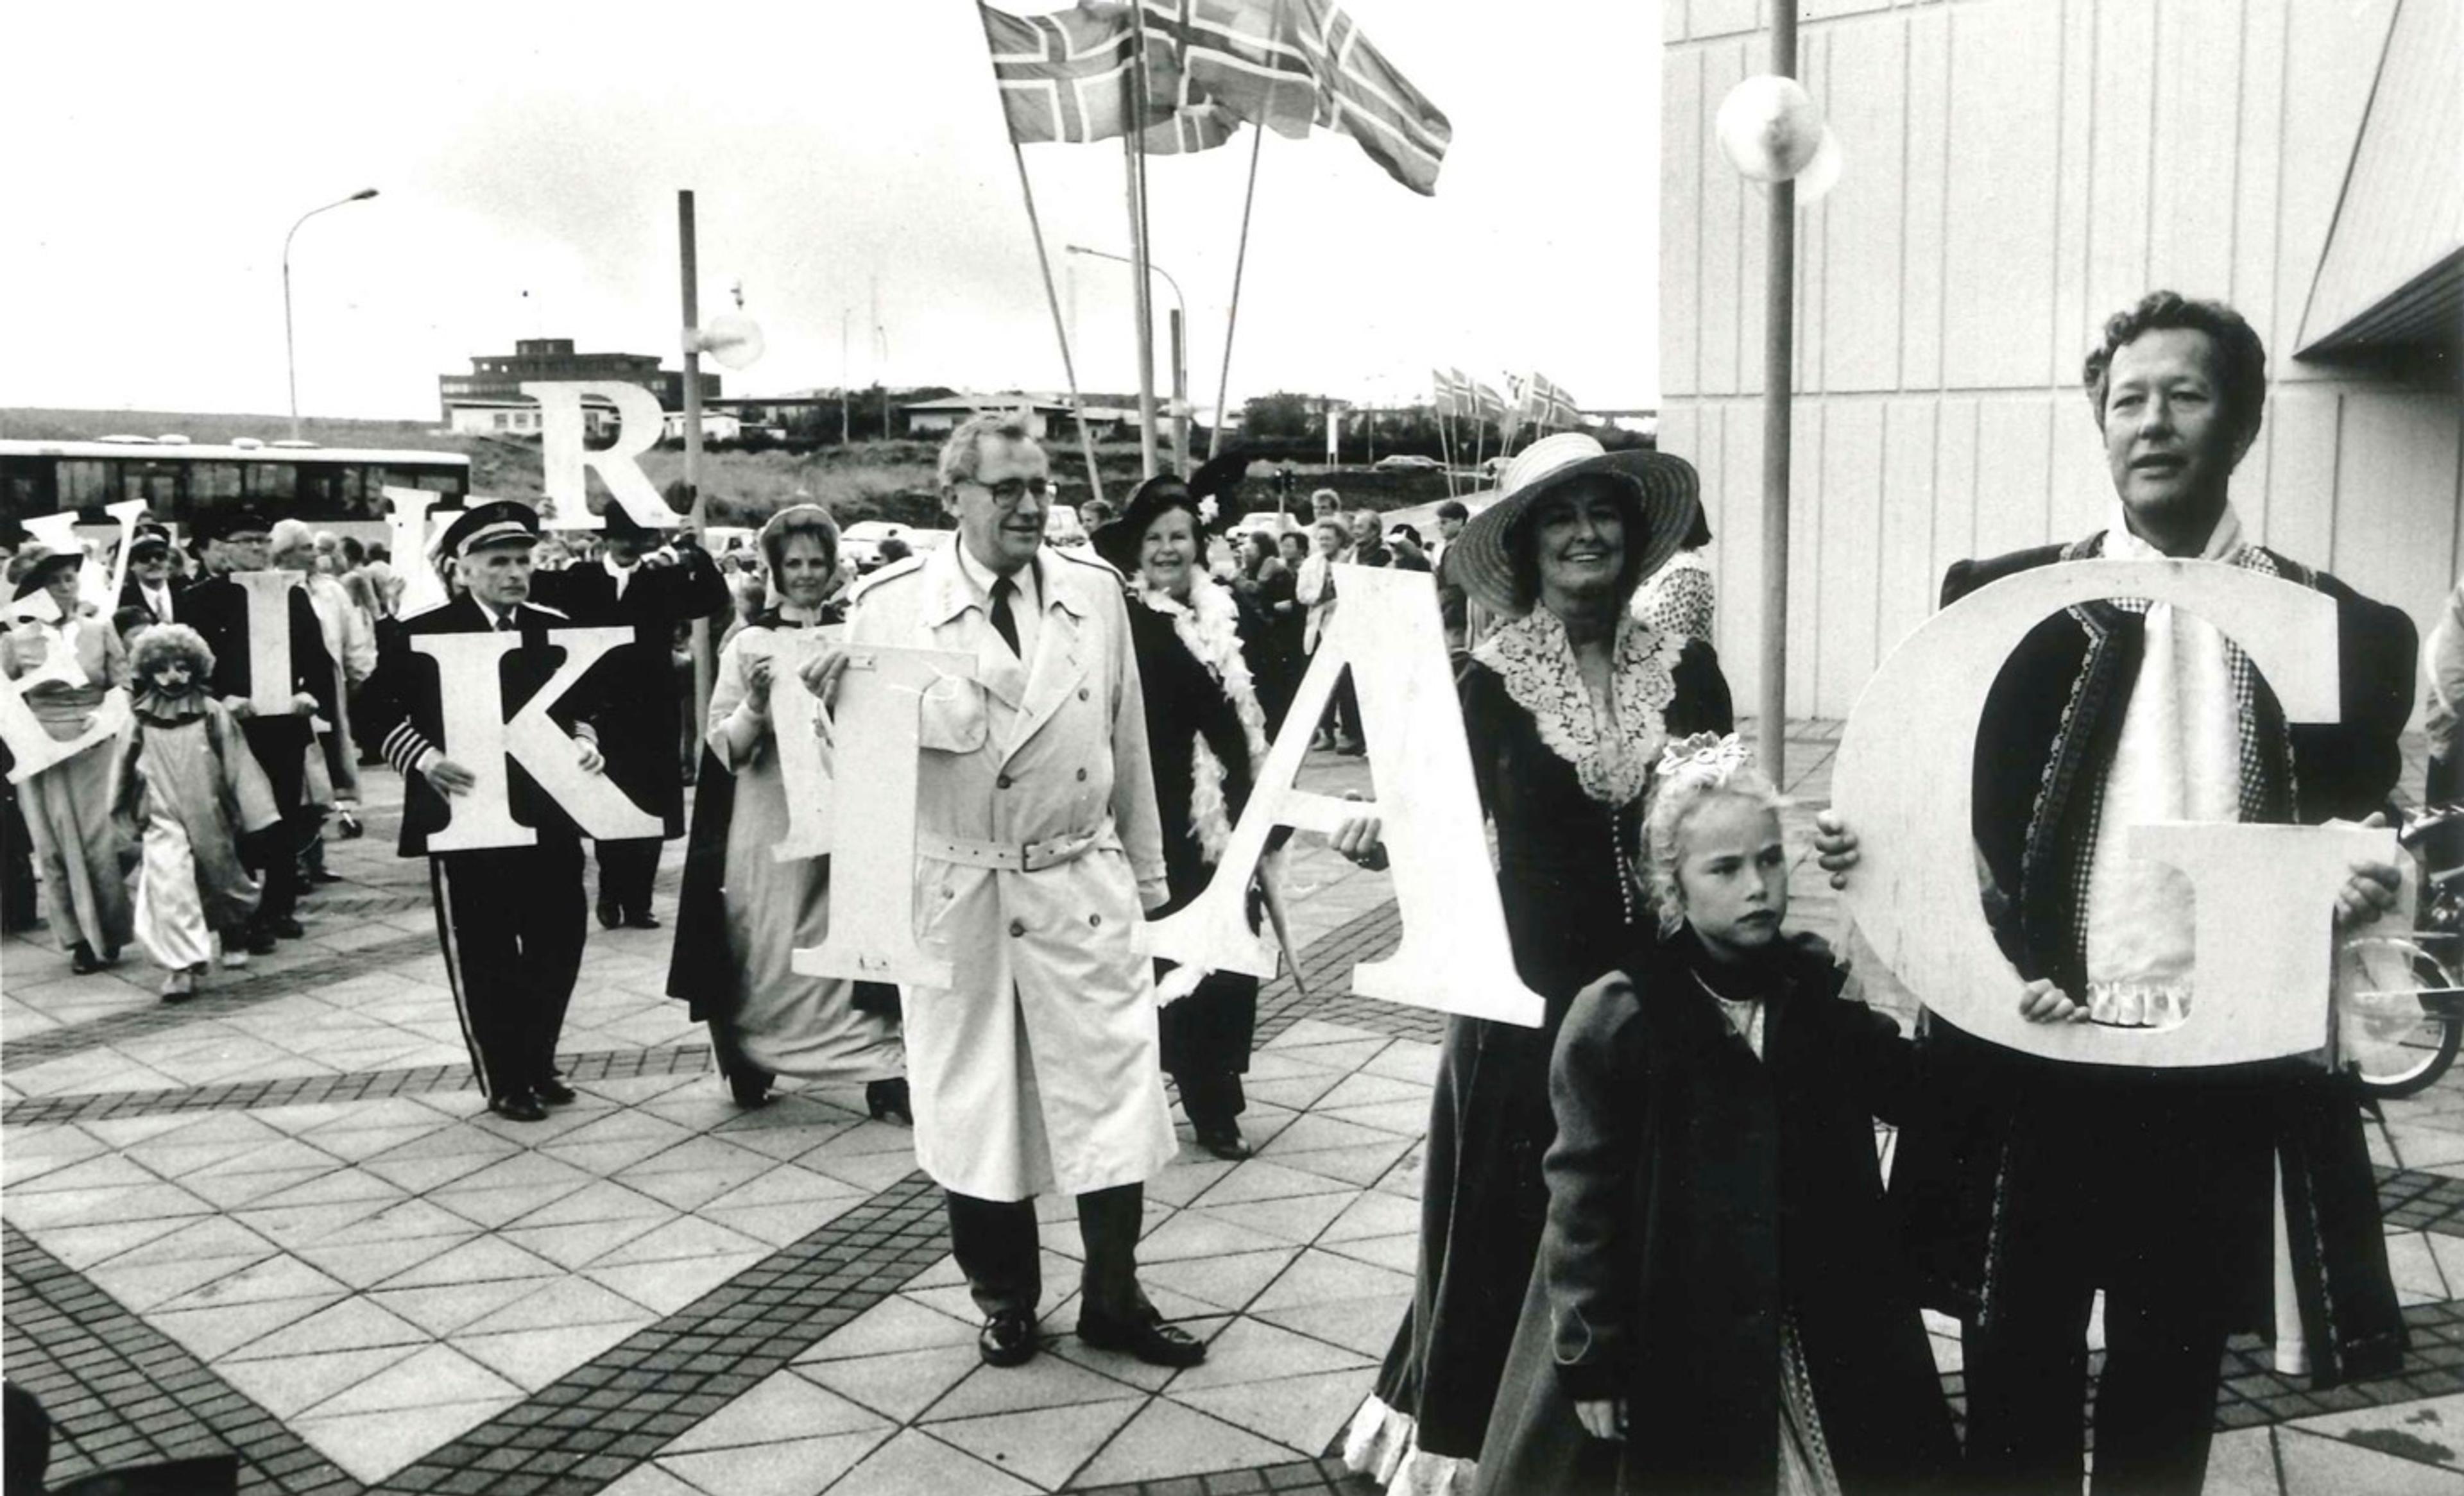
[1477,931,1956,1496]
[534,547,728,837]
[1889,536,2415,1378]
[1124,597,1262,1082]
[1372,638,1733,1461]
[179,575,337,813]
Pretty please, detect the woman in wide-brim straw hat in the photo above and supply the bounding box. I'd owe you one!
[1336,432,1734,1493]
[2,544,135,974]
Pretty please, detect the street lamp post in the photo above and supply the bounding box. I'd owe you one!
[1066,244,1188,474]
[283,188,379,441]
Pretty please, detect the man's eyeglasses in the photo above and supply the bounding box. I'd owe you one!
[961,476,1050,507]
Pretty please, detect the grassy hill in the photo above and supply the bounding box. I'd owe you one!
[1,408,1460,530]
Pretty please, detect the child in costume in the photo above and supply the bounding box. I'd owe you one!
[1475,733,2012,1495]
[113,625,280,999]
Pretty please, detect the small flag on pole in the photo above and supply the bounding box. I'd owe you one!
[980,4,1143,144]
[981,2,1242,153]
[1140,0,1451,194]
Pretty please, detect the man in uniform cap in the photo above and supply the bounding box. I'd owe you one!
[181,507,338,953]
[119,526,182,624]
[356,500,615,1122]
[533,500,727,930]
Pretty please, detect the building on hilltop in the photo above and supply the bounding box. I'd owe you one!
[438,338,720,422]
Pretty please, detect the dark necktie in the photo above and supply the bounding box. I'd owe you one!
[989,577,1021,658]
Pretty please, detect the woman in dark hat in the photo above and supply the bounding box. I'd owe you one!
[1093,460,1274,1159]
[1337,434,1734,1493]
[2,544,134,973]
[666,504,909,1119]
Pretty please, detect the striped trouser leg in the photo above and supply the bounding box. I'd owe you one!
[429,852,524,1100]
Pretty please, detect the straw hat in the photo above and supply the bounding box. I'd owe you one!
[1445,433,1700,618]
[7,544,83,601]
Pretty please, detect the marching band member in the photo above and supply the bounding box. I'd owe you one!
[357,501,612,1123]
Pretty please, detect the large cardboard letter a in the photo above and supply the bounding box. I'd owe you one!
[1147,564,1546,1027]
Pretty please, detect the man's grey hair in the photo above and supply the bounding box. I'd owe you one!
[937,411,1041,489]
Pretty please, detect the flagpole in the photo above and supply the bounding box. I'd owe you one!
[1005,137,1106,509]
[1759,0,1799,783]
[1124,4,1161,480]
[1210,119,1269,461]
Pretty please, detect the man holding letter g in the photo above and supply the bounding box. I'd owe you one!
[1816,293,2417,1495]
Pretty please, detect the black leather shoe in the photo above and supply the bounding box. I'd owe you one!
[489,1090,548,1123]
[622,910,662,930]
[268,916,305,939]
[728,1071,773,1109]
[245,927,280,956]
[69,942,105,976]
[866,1078,912,1125]
[307,869,345,885]
[1193,1126,1252,1162]
[595,898,622,930]
[979,1310,1039,1368]
[1077,1307,1207,1368]
[535,1077,578,1106]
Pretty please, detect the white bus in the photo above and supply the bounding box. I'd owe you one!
[0,436,471,540]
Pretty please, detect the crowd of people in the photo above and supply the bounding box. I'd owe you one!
[1,289,2455,1495]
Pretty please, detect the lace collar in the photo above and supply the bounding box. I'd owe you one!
[1474,608,1681,806]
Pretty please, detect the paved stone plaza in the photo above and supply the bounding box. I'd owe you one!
[9,725,2464,1494]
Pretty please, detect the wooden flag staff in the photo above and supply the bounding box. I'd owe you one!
[1123,3,1161,480]
[1209,102,1270,461]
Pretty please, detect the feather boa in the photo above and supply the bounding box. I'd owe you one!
[1138,575,1269,865]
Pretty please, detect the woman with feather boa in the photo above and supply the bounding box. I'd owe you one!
[1093,470,1274,1161]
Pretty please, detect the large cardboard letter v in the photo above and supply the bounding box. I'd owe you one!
[1148,563,1546,1027]
[412,627,664,852]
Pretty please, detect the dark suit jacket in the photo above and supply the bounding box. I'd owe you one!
[1889,533,2415,1375]
[533,548,727,835]
[118,576,184,625]
[355,596,613,858]
[178,574,338,811]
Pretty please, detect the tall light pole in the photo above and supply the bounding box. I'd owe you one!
[1067,244,1189,474]
[282,188,378,441]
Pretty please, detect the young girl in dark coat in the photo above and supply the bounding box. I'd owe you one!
[1477,733,1997,1496]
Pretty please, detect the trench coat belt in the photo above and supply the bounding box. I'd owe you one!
[918,827,1108,874]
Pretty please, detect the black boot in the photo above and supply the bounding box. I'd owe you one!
[867,1077,913,1125]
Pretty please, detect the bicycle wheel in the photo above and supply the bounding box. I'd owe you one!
[2337,935,2464,1098]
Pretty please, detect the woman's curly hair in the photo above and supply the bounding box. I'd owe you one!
[128,622,216,682]
[1642,732,1787,937]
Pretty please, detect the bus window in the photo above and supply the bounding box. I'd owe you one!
[0,455,55,517]
[124,461,179,517]
[296,464,344,514]
[183,461,244,520]
[244,463,298,505]
[58,460,112,508]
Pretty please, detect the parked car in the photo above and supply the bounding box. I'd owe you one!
[840,520,914,571]
[1044,504,1090,548]
[1372,454,1444,472]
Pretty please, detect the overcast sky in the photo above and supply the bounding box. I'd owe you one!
[2,1,1663,424]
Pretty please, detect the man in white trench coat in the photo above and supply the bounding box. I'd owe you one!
[837,412,1202,1370]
